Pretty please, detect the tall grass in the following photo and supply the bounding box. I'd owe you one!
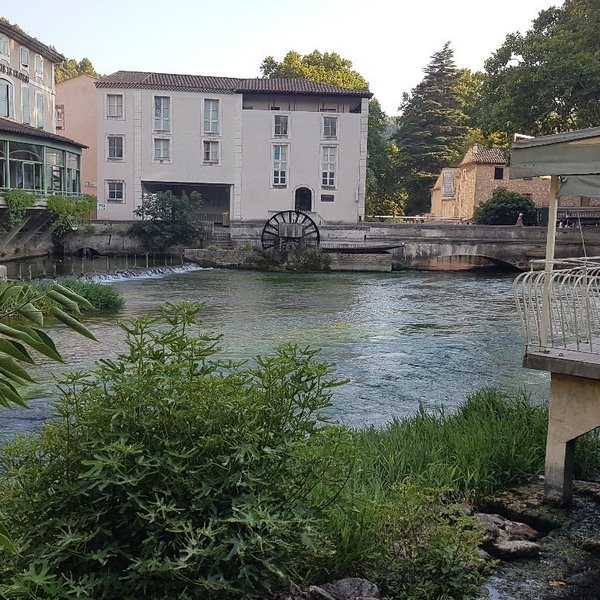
[354,388,549,500]
[55,277,124,310]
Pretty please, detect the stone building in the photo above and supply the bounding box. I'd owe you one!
[430,145,553,221]
[93,71,371,224]
[0,20,84,196]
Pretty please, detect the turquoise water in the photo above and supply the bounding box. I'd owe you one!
[0,267,549,439]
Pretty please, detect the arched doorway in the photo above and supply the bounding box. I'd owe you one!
[294,187,312,212]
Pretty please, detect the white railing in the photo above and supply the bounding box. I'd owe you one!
[513,257,600,353]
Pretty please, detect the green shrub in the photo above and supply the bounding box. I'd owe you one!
[0,303,349,599]
[3,189,36,228]
[46,195,97,236]
[474,187,537,225]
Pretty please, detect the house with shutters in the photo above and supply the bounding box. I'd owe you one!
[430,145,554,221]
[94,71,371,224]
[0,20,84,197]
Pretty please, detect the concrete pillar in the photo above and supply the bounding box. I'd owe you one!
[545,373,600,505]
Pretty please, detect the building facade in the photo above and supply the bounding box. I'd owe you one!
[95,71,370,224]
[430,145,553,221]
[56,74,98,198]
[0,20,84,196]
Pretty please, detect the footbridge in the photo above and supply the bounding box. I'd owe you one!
[230,222,598,270]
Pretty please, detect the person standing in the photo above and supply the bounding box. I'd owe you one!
[516,212,524,227]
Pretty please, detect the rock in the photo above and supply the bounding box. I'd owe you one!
[320,578,380,600]
[479,481,572,533]
[574,481,600,503]
[474,513,502,542]
[582,538,600,554]
[308,586,337,600]
[503,520,542,541]
[487,539,541,559]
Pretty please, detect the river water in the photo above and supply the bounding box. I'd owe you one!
[0,266,549,441]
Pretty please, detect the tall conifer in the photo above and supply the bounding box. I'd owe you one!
[394,43,467,214]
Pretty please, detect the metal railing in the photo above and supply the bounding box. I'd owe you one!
[513,257,600,353]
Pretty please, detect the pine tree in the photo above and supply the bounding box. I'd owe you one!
[394,43,468,214]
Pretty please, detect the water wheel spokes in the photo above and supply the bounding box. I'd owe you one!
[261,210,320,251]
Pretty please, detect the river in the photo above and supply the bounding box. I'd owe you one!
[0,266,549,441]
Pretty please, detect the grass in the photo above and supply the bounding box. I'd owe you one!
[54,277,124,310]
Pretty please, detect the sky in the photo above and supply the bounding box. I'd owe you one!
[4,0,560,116]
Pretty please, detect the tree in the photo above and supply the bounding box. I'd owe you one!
[260,50,368,89]
[393,43,468,215]
[55,57,100,83]
[366,99,405,217]
[129,191,206,251]
[478,0,600,136]
[474,187,537,225]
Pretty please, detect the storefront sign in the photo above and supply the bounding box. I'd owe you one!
[0,63,29,83]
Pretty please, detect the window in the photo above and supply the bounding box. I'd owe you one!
[274,114,288,137]
[66,153,80,195]
[494,166,504,180]
[204,99,219,134]
[0,36,9,61]
[45,148,65,192]
[323,116,338,138]
[154,96,170,131]
[272,144,288,186]
[20,47,29,70]
[0,79,13,118]
[8,142,43,191]
[321,146,337,187]
[55,104,64,130]
[203,140,219,164]
[154,138,170,161]
[106,180,125,203]
[107,135,124,160]
[321,194,335,202]
[34,54,43,78]
[35,92,44,128]
[106,94,123,118]
[22,86,30,124]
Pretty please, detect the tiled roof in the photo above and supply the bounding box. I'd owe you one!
[470,146,506,164]
[96,71,372,97]
[0,20,64,63]
[0,118,86,148]
[236,78,370,96]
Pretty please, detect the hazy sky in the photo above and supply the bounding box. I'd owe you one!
[4,0,559,115]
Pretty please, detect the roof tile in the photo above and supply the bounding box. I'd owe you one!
[0,118,86,148]
[96,70,371,97]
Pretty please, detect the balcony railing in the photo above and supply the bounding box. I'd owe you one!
[513,257,600,353]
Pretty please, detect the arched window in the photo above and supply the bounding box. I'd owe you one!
[0,79,13,118]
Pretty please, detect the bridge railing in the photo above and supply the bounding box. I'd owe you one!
[513,257,600,353]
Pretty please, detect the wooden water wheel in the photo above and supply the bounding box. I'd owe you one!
[260,210,320,251]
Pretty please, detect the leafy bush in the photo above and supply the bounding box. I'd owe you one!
[129,191,207,251]
[3,189,36,227]
[0,303,349,599]
[474,187,537,225]
[46,195,97,236]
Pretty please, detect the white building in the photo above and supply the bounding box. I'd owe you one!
[0,20,84,195]
[95,71,371,224]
